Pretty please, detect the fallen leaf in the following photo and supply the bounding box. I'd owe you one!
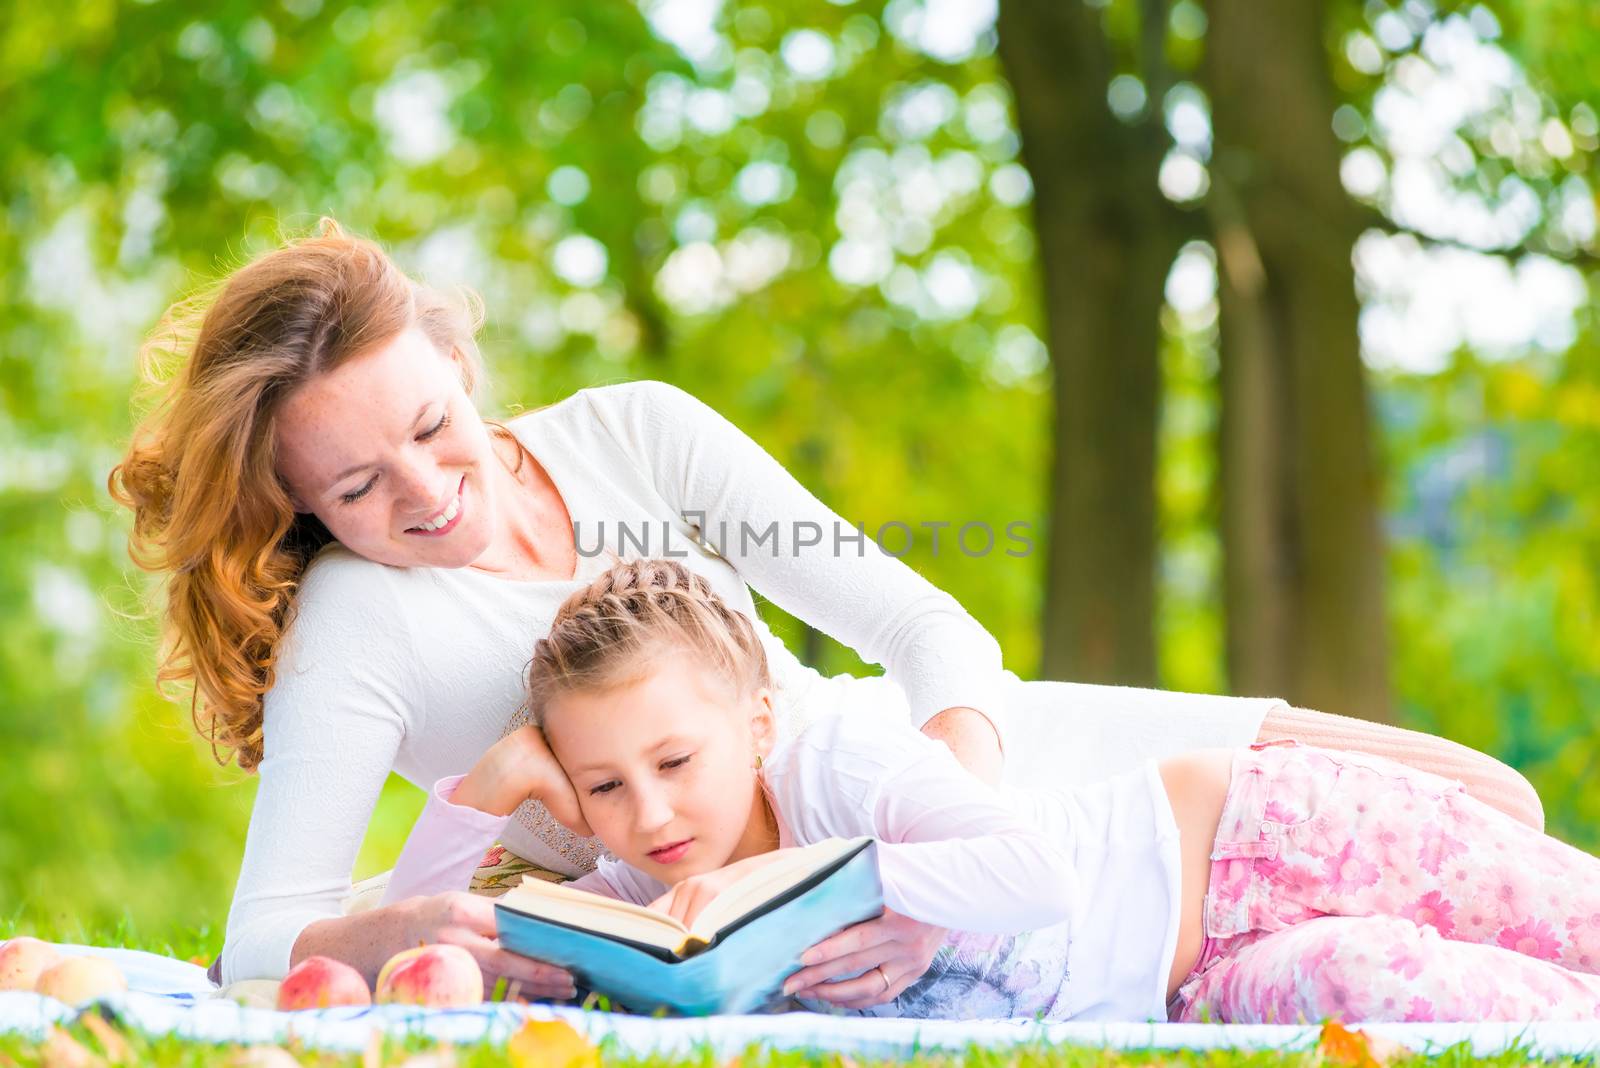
[394,1050,457,1068]
[79,1013,133,1065]
[225,1045,303,1068]
[506,1019,600,1068]
[41,1029,104,1068]
[362,1028,384,1068]
[1317,1019,1406,1068]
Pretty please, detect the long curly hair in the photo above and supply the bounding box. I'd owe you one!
[109,219,486,771]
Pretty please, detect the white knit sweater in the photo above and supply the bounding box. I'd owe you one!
[220,380,1282,983]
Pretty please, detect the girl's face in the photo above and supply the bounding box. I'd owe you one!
[542,657,779,885]
[274,327,503,570]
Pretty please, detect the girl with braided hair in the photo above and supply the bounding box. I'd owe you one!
[387,558,1600,1022]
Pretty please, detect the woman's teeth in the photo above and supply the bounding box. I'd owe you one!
[413,496,459,532]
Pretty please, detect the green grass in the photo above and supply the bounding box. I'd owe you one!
[1,1024,1590,1068]
[0,913,222,968]
[1,920,1593,1067]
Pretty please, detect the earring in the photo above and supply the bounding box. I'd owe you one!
[753,754,763,770]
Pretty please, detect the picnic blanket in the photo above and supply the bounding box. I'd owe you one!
[4,945,1600,1059]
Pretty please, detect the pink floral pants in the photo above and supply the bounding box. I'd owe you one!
[1171,742,1600,1022]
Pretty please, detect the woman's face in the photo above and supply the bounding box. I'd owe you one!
[274,327,501,569]
[542,656,779,885]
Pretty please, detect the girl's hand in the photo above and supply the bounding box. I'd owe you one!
[451,725,592,836]
[779,907,946,1009]
[405,890,577,1002]
[646,849,798,928]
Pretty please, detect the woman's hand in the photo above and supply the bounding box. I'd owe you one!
[451,725,592,836]
[780,907,946,1009]
[646,850,799,928]
[405,890,577,1002]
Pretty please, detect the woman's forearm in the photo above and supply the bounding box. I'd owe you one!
[290,892,577,1000]
[1257,704,1545,830]
[290,901,423,986]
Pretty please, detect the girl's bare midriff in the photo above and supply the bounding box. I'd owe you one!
[1157,748,1234,1000]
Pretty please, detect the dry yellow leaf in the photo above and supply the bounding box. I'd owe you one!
[1318,1019,1378,1067]
[41,1028,104,1068]
[79,1013,132,1065]
[1316,1019,1410,1067]
[506,1019,600,1068]
[225,1045,303,1068]
[362,1030,384,1068]
[394,1050,457,1068]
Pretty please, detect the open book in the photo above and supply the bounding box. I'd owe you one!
[494,837,883,1015]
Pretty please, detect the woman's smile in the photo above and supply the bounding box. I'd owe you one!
[406,475,467,536]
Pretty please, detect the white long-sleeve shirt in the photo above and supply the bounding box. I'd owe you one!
[221,379,1280,985]
[383,712,1183,1022]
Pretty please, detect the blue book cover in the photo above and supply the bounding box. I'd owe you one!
[493,838,884,1015]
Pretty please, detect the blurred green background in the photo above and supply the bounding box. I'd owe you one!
[1,0,1596,953]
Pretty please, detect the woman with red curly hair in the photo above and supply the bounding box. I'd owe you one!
[111,220,1541,1001]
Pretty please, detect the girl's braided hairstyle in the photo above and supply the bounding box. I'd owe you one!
[524,558,773,728]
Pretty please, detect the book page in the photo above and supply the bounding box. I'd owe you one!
[687,837,864,941]
[498,836,868,958]
[499,877,693,953]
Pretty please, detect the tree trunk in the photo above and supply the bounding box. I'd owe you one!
[1205,0,1392,720]
[997,0,1181,686]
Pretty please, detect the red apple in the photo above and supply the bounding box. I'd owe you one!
[0,937,63,991]
[374,944,482,1007]
[275,955,372,1011]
